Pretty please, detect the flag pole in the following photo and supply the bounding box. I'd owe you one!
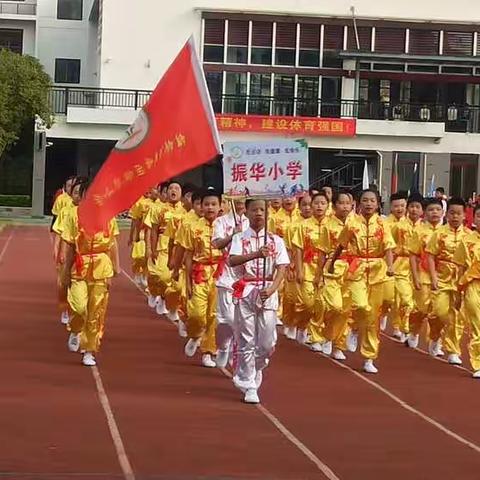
[230,199,239,226]
[263,199,269,288]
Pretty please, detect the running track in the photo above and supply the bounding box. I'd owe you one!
[1,225,480,479]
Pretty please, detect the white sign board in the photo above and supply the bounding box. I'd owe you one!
[223,139,309,197]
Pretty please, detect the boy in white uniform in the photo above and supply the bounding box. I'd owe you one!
[229,199,289,404]
[212,199,249,368]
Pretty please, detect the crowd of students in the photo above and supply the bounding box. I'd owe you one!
[50,176,480,404]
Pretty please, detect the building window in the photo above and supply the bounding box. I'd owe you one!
[55,58,81,84]
[0,29,23,54]
[273,74,294,115]
[203,19,224,63]
[443,31,474,56]
[299,24,320,67]
[57,0,83,20]
[275,22,296,66]
[321,77,341,117]
[322,25,344,68]
[251,21,273,65]
[375,27,406,54]
[249,73,271,115]
[409,29,440,55]
[205,72,223,113]
[297,76,319,116]
[227,20,248,64]
[347,26,372,51]
[224,72,247,114]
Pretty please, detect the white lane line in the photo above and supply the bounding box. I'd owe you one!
[91,366,136,480]
[220,367,340,480]
[0,229,14,264]
[323,355,480,455]
[122,269,341,480]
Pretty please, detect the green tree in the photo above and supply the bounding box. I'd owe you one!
[0,49,53,158]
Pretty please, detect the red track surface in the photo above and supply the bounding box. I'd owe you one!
[1,225,480,479]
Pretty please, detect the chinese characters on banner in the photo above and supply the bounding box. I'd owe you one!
[216,114,356,137]
[223,139,309,197]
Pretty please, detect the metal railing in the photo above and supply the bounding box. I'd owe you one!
[0,1,36,15]
[48,86,480,133]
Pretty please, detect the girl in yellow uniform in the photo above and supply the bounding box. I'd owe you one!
[427,198,469,366]
[454,205,480,378]
[408,198,443,354]
[330,189,395,374]
[316,190,353,359]
[60,180,120,367]
[183,190,223,368]
[291,192,328,346]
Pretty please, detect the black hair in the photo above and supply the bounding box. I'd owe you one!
[407,193,424,207]
[298,193,312,206]
[245,198,265,210]
[447,197,466,210]
[360,188,380,201]
[159,182,169,191]
[436,187,445,194]
[390,191,408,202]
[332,189,351,205]
[167,180,182,190]
[182,183,197,196]
[200,188,221,204]
[311,191,329,203]
[424,198,443,209]
[191,190,202,203]
[72,176,89,197]
[64,175,77,188]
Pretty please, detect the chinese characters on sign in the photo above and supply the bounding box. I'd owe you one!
[216,114,356,137]
[223,139,309,197]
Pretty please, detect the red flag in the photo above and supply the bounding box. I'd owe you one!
[78,37,222,235]
[391,153,398,193]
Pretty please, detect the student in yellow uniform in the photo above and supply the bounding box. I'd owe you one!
[316,190,353,359]
[51,176,76,232]
[145,181,185,315]
[128,189,156,288]
[322,185,334,216]
[382,192,407,336]
[409,198,444,354]
[330,189,395,374]
[454,205,480,378]
[183,189,223,368]
[426,197,469,366]
[291,192,327,346]
[60,179,120,367]
[390,193,424,344]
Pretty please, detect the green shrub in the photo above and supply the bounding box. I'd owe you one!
[0,194,31,207]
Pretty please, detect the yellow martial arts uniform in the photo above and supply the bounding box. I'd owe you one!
[52,191,73,217]
[144,201,185,299]
[408,221,441,340]
[338,214,395,359]
[382,214,404,322]
[61,207,119,352]
[291,216,324,333]
[390,217,420,334]
[454,230,480,371]
[269,208,299,328]
[318,215,350,349]
[183,217,223,355]
[426,224,470,356]
[129,196,154,277]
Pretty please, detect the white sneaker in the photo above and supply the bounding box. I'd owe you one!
[392,328,402,340]
[429,340,442,356]
[167,310,180,322]
[296,329,308,345]
[155,298,168,315]
[322,341,333,356]
[380,315,388,331]
[184,338,201,357]
[60,311,69,325]
[216,349,229,368]
[286,327,297,340]
[448,354,462,365]
[140,276,148,288]
[244,388,260,404]
[310,342,323,352]
[67,333,80,352]
[332,349,346,361]
[407,334,419,349]
[82,352,96,366]
[276,318,283,326]
[363,359,378,374]
[147,295,158,308]
[472,370,480,379]
[201,354,216,368]
[255,370,263,389]
[346,331,358,353]
[177,320,188,338]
